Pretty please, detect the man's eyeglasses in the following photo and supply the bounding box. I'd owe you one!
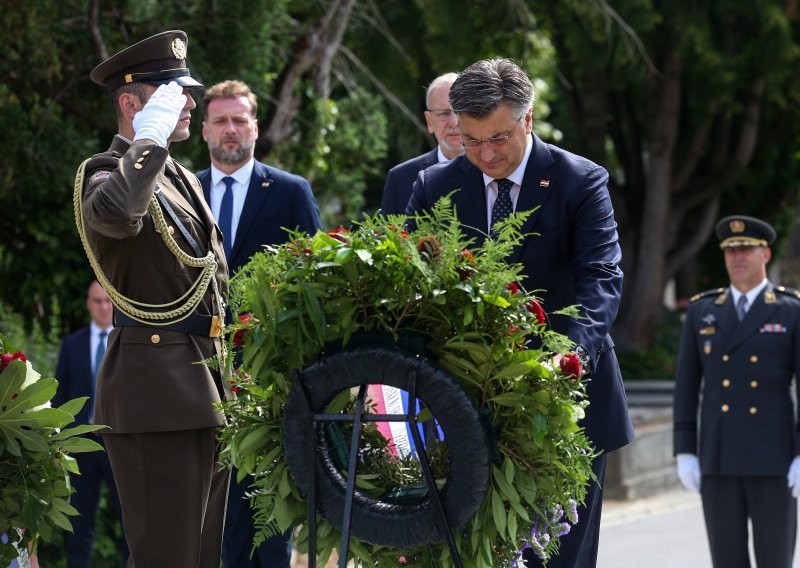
[427,108,454,121]
[460,135,511,149]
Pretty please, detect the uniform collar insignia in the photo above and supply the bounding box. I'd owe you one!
[764,290,777,304]
[714,291,728,305]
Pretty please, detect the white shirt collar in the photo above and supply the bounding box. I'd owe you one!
[436,146,452,164]
[90,321,112,336]
[210,158,255,188]
[730,278,769,308]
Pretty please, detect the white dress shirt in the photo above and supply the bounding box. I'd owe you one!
[209,158,255,246]
[729,278,768,316]
[90,321,112,376]
[483,135,534,231]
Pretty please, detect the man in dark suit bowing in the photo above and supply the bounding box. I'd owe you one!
[53,280,128,567]
[381,72,463,214]
[197,79,321,568]
[407,58,633,567]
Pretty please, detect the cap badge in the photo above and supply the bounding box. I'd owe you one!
[171,38,187,60]
[730,220,745,233]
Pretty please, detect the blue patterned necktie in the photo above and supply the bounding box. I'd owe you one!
[736,294,748,321]
[491,178,514,232]
[94,331,107,381]
[219,176,235,260]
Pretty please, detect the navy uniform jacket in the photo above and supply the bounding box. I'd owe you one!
[673,283,800,476]
[197,160,321,274]
[381,148,438,215]
[406,134,633,452]
[53,327,93,424]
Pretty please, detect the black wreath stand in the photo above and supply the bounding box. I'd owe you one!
[292,367,464,568]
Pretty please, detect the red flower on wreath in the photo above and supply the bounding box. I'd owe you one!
[507,281,519,295]
[560,353,582,381]
[456,249,477,281]
[227,379,240,395]
[526,299,547,326]
[329,227,349,242]
[0,351,27,371]
[416,235,440,262]
[233,313,257,347]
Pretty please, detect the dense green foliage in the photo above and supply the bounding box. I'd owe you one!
[220,203,594,565]
[0,335,103,563]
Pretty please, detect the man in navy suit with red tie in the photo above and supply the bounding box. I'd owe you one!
[407,58,633,567]
[53,280,128,566]
[197,80,321,568]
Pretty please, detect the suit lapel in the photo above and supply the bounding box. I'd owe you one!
[724,284,779,353]
[451,159,489,247]
[231,162,272,265]
[508,135,558,264]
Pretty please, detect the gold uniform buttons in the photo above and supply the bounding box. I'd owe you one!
[134,163,143,169]
[750,380,759,388]
[750,355,758,363]
[168,226,175,235]
[749,407,758,415]
[722,379,731,388]
[150,334,161,344]
[722,354,730,362]
[143,150,150,155]
[721,404,730,413]
[137,157,145,162]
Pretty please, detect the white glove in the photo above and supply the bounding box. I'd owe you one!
[676,453,701,493]
[787,456,800,498]
[132,81,186,148]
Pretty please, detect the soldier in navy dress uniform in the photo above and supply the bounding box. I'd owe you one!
[673,214,800,568]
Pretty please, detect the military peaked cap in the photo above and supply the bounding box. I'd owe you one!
[715,215,776,249]
[90,30,203,90]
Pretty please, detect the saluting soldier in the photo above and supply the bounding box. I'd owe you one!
[75,31,230,566]
[673,214,800,568]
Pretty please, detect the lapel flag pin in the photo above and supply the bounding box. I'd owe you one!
[262,181,271,188]
[539,179,550,188]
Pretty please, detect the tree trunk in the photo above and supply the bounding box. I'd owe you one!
[613,53,682,350]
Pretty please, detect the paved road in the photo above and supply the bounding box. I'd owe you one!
[599,489,800,567]
[598,490,711,567]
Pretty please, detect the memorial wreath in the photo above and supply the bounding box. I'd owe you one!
[0,335,103,563]
[219,199,596,567]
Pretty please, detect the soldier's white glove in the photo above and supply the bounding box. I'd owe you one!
[787,457,800,498]
[676,453,701,493]
[132,81,186,148]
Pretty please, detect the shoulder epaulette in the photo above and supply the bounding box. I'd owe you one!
[690,288,725,303]
[775,286,800,300]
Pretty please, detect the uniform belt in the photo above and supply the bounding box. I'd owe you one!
[113,309,223,338]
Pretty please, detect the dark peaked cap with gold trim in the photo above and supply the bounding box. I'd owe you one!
[90,30,203,90]
[715,214,776,249]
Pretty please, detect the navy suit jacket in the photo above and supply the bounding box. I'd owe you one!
[197,160,322,274]
[407,134,633,452]
[381,148,438,215]
[53,327,94,425]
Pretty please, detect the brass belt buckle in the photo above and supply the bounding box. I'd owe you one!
[209,315,223,338]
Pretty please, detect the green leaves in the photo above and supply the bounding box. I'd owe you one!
[0,346,103,564]
[219,208,594,566]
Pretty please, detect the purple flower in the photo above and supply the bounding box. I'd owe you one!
[549,504,563,524]
[566,498,579,524]
[550,522,571,538]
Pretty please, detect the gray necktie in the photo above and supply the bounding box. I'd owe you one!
[491,178,514,232]
[736,295,748,321]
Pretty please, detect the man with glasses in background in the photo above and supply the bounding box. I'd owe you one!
[380,72,462,214]
[407,58,632,567]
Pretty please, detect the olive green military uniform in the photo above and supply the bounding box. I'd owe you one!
[79,30,230,567]
[674,284,800,567]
